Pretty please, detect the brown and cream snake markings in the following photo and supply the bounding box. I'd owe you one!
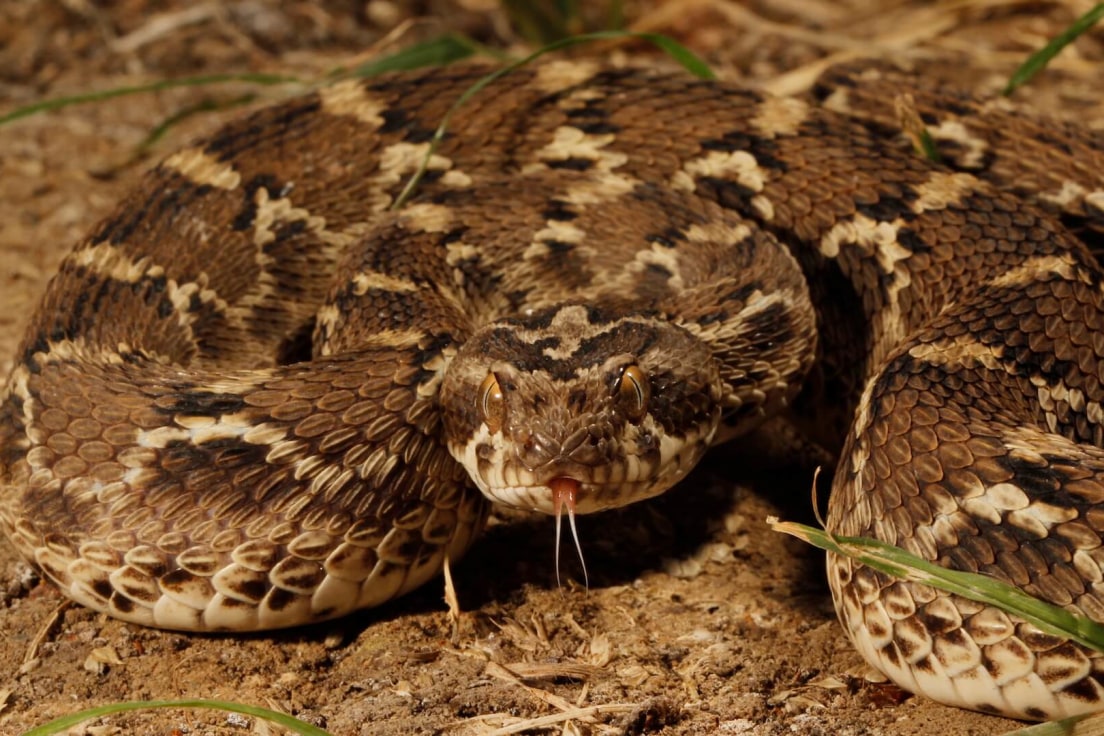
[2,59,1104,720]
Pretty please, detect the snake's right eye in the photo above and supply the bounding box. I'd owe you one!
[479,373,506,434]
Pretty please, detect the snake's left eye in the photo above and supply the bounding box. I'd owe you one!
[479,373,506,434]
[616,364,650,422]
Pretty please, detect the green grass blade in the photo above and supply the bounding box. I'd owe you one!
[605,1,625,31]
[20,698,331,736]
[1003,3,1104,94]
[0,72,302,127]
[340,33,510,79]
[2,33,510,130]
[135,93,257,156]
[391,30,714,210]
[634,33,716,79]
[1003,711,1102,735]
[770,519,1104,652]
[916,128,941,164]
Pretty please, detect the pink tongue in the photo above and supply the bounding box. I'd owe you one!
[549,477,579,515]
[549,477,587,589]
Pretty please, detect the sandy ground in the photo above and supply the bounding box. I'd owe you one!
[0,1,1101,734]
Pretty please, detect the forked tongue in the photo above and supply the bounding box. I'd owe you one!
[550,477,588,590]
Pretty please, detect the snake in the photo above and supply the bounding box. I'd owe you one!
[2,58,1104,721]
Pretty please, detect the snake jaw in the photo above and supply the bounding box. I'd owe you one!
[448,399,715,514]
[467,434,708,515]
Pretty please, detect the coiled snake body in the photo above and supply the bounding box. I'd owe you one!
[2,60,1104,720]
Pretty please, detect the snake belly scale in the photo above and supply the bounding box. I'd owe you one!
[3,59,1104,720]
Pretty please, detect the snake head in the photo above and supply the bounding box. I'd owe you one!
[440,303,723,514]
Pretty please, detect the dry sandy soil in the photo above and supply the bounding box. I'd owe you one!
[0,1,1102,734]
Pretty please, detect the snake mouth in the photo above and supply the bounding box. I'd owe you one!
[480,476,669,515]
[454,424,712,515]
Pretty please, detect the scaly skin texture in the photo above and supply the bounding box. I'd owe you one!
[1,60,1103,720]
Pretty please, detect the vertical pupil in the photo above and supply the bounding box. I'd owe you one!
[620,365,647,419]
[484,381,498,414]
[479,373,508,435]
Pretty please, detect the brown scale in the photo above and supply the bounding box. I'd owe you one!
[815,59,1104,240]
[2,60,1104,719]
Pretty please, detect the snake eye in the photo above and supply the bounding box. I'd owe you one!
[478,373,506,434]
[616,364,650,422]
